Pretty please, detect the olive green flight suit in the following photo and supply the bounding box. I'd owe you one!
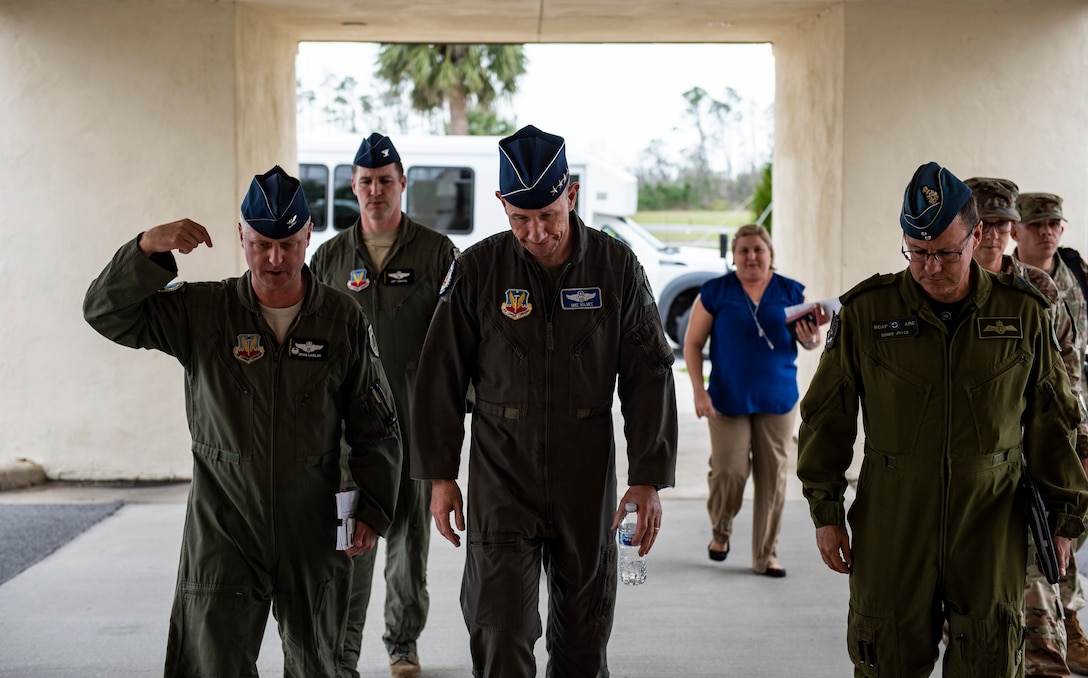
[798,264,1088,678]
[412,215,678,677]
[310,215,456,671]
[84,237,402,678]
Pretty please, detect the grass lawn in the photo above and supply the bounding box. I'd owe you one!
[632,209,753,228]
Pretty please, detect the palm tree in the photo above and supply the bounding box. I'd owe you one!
[375,44,526,135]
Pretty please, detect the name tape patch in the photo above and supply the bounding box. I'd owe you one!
[560,287,602,310]
[288,337,328,360]
[872,316,919,341]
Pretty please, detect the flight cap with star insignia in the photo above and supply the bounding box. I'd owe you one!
[498,124,570,209]
[241,165,310,239]
[900,161,973,241]
[354,132,401,168]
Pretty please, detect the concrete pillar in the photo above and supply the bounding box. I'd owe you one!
[775,0,1088,397]
[0,0,296,478]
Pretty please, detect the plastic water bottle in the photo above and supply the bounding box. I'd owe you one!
[618,502,647,586]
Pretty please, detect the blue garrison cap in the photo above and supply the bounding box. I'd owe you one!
[240,165,310,239]
[354,132,400,168]
[498,125,570,209]
[900,161,972,241]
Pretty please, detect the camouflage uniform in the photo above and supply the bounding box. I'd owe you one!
[1014,191,1088,677]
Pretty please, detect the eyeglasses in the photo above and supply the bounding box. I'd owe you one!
[901,231,974,264]
[981,220,1012,235]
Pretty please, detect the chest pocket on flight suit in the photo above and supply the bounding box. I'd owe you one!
[963,351,1031,454]
[568,300,618,417]
[476,310,529,416]
[189,334,256,463]
[859,351,932,456]
[291,358,344,466]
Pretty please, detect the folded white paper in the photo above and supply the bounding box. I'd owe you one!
[335,489,360,551]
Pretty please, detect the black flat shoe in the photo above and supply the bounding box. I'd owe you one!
[708,543,729,562]
[759,567,787,578]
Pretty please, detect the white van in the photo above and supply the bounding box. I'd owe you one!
[298,133,729,343]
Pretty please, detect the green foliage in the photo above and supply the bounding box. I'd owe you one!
[466,108,516,136]
[375,44,526,135]
[751,162,773,233]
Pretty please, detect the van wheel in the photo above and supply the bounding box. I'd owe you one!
[666,291,698,344]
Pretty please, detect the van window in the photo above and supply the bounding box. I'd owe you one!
[406,166,474,234]
[299,164,328,231]
[332,165,358,231]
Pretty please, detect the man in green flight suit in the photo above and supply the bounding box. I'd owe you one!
[798,161,1088,677]
[311,133,458,678]
[84,166,402,677]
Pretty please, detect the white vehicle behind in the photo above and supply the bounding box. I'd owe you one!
[298,133,729,343]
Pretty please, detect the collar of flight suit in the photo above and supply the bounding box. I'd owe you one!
[236,265,325,319]
[509,210,589,268]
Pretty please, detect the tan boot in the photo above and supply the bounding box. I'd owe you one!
[1066,611,1088,675]
[389,650,422,678]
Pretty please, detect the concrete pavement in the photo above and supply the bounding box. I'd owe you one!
[0,368,872,677]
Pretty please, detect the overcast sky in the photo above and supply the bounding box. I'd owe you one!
[296,42,775,175]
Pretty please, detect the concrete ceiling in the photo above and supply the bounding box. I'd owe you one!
[246,0,840,43]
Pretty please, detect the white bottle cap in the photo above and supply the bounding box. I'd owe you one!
[624,502,637,512]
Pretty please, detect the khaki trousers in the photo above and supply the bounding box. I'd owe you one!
[706,408,795,572]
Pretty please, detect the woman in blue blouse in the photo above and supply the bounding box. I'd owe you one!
[682,224,821,578]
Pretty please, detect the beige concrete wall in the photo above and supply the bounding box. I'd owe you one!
[0,0,293,479]
[5,0,1088,480]
[771,5,846,393]
[838,1,1088,287]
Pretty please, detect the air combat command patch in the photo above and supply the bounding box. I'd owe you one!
[347,268,371,292]
[233,334,265,364]
[501,289,533,320]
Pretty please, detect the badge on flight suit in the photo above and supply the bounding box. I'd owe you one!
[501,289,533,320]
[288,338,327,361]
[977,317,1023,339]
[383,268,414,285]
[560,287,603,310]
[439,260,456,296]
[871,316,919,341]
[347,268,371,292]
[233,333,265,364]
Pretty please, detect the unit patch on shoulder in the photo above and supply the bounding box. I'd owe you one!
[233,333,265,364]
[288,337,328,361]
[439,260,456,296]
[501,289,533,320]
[560,287,602,310]
[825,313,841,350]
[347,268,371,292]
[383,268,414,285]
[978,317,1023,339]
[159,281,185,293]
[367,324,380,359]
[871,316,919,341]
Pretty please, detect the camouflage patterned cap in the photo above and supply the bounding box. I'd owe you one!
[1017,192,1066,225]
[964,177,1020,222]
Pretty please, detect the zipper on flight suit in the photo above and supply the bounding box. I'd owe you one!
[938,302,975,579]
[259,308,303,562]
[537,260,573,529]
